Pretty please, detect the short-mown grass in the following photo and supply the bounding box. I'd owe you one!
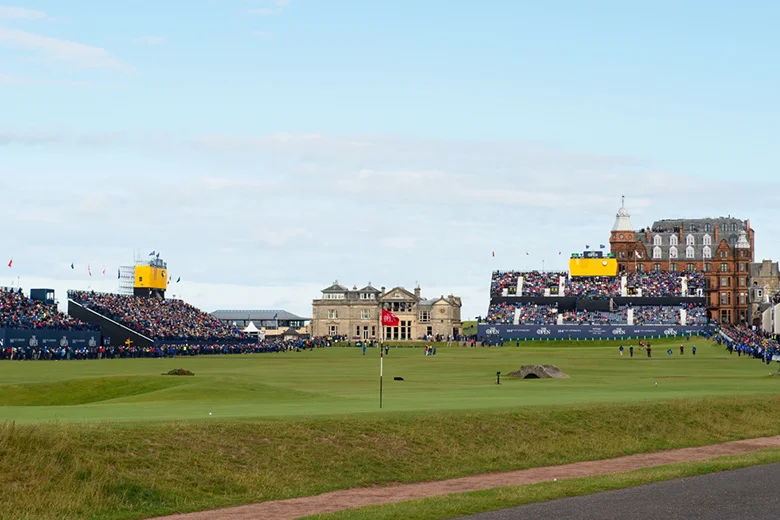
[1,339,779,519]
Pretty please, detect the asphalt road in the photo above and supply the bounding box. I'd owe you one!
[456,463,780,520]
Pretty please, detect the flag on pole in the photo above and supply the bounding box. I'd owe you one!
[102,267,106,276]
[7,258,12,268]
[176,277,181,283]
[585,245,590,249]
[149,251,156,256]
[381,309,400,327]
[88,265,92,277]
[71,263,74,270]
[599,244,606,249]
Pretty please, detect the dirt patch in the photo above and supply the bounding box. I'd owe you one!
[150,435,780,520]
[163,369,194,376]
[508,365,569,379]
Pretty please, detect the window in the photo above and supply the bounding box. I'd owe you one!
[685,246,694,258]
[360,293,375,300]
[363,326,370,340]
[356,325,360,337]
[654,263,661,272]
[327,309,339,319]
[619,251,626,258]
[637,263,644,273]
[371,326,376,337]
[739,263,746,272]
[329,325,338,335]
[419,310,431,323]
[703,234,712,246]
[721,292,729,305]
[687,263,694,272]
[721,223,728,232]
[739,277,745,287]
[721,309,730,322]
[720,251,727,258]
[732,223,738,232]
[653,246,662,259]
[361,310,371,320]
[669,235,679,246]
[669,246,678,259]
[721,276,728,287]
[653,235,662,246]
[703,246,712,259]
[670,263,678,272]
[704,223,711,232]
[704,263,711,272]
[686,234,695,246]
[720,263,728,272]
[739,293,746,305]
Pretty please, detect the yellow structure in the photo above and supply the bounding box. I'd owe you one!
[569,257,618,277]
[135,265,168,290]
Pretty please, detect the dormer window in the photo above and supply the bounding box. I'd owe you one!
[669,235,679,246]
[686,234,695,246]
[653,235,662,246]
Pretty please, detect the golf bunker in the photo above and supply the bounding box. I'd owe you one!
[508,365,569,379]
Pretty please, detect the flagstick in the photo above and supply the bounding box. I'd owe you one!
[379,347,384,409]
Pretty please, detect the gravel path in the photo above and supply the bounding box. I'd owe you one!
[151,435,780,520]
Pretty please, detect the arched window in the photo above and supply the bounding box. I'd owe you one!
[669,235,679,246]
[669,246,678,259]
[653,235,662,246]
[732,223,738,231]
[686,246,695,259]
[653,246,662,259]
[721,223,727,232]
[686,234,695,246]
[704,223,711,232]
[703,234,712,246]
[703,246,712,259]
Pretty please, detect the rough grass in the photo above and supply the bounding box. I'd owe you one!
[3,395,780,519]
[306,449,780,520]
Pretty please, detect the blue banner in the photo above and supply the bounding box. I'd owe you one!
[0,329,101,349]
[478,324,714,341]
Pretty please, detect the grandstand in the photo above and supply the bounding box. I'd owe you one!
[481,267,712,340]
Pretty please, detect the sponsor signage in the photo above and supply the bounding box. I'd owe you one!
[478,324,713,340]
[0,329,101,349]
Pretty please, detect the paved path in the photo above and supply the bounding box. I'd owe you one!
[151,436,780,520]
[457,462,780,520]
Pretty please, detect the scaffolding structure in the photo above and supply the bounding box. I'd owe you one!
[117,250,153,296]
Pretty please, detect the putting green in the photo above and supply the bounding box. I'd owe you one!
[0,338,774,424]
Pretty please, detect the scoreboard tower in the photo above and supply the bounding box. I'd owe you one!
[118,254,168,299]
[569,250,618,277]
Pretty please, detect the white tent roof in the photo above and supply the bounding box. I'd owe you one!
[243,321,260,333]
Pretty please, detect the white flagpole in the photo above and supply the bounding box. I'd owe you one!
[379,347,384,409]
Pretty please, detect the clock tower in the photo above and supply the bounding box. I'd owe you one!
[609,196,639,272]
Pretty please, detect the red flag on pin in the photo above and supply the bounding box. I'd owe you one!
[381,309,400,327]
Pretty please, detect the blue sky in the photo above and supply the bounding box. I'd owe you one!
[1,1,779,319]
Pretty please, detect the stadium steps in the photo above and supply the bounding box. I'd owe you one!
[67,299,155,349]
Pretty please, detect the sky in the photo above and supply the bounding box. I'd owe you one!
[1,0,779,320]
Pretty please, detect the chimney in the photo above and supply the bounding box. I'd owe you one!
[381,286,386,296]
[414,286,421,299]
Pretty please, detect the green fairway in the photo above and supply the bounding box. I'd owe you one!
[0,337,775,424]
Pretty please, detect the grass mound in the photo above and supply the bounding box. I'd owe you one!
[2,395,780,519]
[0,376,189,407]
[163,369,194,376]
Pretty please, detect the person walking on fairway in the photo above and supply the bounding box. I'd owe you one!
[647,345,652,358]
[362,343,367,356]
[680,344,684,355]
[692,345,697,356]
[630,345,634,357]
[619,345,624,356]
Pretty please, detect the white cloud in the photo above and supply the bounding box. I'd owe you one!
[133,35,166,46]
[0,27,131,72]
[275,0,290,6]
[248,8,274,15]
[3,129,780,320]
[0,6,47,20]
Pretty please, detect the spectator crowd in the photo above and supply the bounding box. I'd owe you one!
[485,302,708,326]
[718,324,780,365]
[490,270,706,299]
[1,288,96,331]
[68,291,242,341]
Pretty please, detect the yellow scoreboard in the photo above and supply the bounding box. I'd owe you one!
[569,257,618,277]
[134,265,168,290]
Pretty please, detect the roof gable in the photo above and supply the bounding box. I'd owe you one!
[382,287,417,300]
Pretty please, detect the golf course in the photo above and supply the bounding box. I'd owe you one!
[2,337,780,519]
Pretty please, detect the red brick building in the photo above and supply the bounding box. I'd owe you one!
[609,200,754,324]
